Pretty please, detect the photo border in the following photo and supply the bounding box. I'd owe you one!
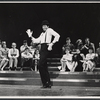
[0,1,99,99]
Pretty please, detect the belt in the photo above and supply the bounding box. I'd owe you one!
[41,43,49,45]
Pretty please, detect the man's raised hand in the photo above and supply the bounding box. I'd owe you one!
[26,29,33,38]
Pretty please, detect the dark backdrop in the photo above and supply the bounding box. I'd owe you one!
[0,3,100,54]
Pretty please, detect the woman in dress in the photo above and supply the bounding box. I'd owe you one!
[82,48,98,72]
[60,47,77,72]
[0,41,9,70]
[0,42,9,71]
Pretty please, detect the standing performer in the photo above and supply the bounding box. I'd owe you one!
[26,20,60,88]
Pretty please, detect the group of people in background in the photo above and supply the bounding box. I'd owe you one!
[0,40,40,71]
[60,37,100,72]
[1,36,100,72]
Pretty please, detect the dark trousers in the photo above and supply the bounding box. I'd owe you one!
[21,58,33,68]
[39,43,51,86]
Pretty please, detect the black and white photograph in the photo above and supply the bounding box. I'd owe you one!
[0,2,100,97]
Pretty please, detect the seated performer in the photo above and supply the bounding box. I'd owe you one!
[21,48,33,68]
[62,37,75,54]
[20,40,29,53]
[96,42,100,66]
[33,49,40,71]
[0,41,9,70]
[20,40,30,67]
[82,48,98,72]
[0,42,9,71]
[72,49,85,71]
[8,43,19,70]
[75,39,83,52]
[60,47,77,72]
[29,42,36,56]
[81,38,95,55]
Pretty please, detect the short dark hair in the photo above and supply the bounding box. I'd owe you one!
[23,40,27,43]
[76,39,82,44]
[66,37,70,41]
[2,41,6,45]
[85,38,90,41]
[41,20,49,26]
[65,47,70,51]
[88,48,93,51]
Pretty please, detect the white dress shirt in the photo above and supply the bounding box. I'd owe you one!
[8,48,19,58]
[21,52,33,58]
[31,28,60,44]
[62,54,73,61]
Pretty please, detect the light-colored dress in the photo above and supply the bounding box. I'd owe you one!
[61,53,76,71]
[83,53,98,71]
[2,48,9,59]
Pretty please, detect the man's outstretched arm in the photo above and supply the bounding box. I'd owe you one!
[26,29,41,43]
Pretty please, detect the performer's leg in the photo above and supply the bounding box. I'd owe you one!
[29,58,33,68]
[28,58,33,71]
[61,61,66,71]
[14,58,18,68]
[39,51,49,86]
[1,60,8,71]
[83,62,87,71]
[85,62,89,71]
[35,60,37,71]
[9,58,13,68]
[44,59,51,85]
[0,59,5,69]
[21,57,24,67]
[38,44,50,87]
[72,61,78,72]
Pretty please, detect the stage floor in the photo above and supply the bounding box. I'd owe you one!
[0,85,99,96]
[0,71,99,97]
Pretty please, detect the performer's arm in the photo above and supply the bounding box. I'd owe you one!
[47,29,60,51]
[21,53,29,58]
[8,49,12,58]
[20,46,26,53]
[81,44,88,50]
[50,29,60,44]
[26,29,41,43]
[0,51,5,58]
[31,35,41,43]
[91,43,95,53]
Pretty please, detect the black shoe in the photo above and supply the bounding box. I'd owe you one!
[41,85,51,89]
[41,85,47,88]
[45,82,52,88]
[46,85,51,88]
